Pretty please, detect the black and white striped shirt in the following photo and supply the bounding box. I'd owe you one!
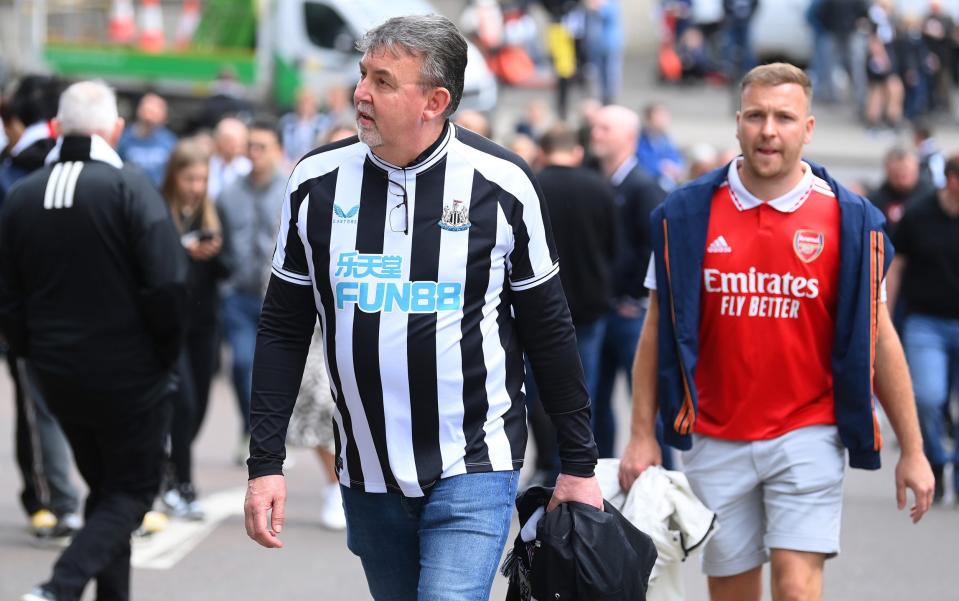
[249,123,597,496]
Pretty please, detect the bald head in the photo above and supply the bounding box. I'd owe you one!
[590,105,640,165]
[214,117,248,161]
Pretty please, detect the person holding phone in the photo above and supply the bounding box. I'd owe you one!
[160,139,232,519]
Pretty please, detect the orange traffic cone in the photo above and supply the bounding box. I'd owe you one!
[175,0,201,49]
[108,0,136,44]
[138,0,165,53]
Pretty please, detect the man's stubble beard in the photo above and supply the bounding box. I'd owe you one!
[358,123,383,148]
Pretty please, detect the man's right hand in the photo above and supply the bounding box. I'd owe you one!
[618,435,662,493]
[244,475,286,549]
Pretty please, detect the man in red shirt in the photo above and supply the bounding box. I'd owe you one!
[618,63,934,601]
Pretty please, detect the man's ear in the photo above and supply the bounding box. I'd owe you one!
[423,87,452,122]
[50,118,61,138]
[109,117,126,147]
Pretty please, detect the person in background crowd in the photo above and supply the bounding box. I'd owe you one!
[1,80,187,601]
[219,118,287,465]
[524,124,618,487]
[922,0,955,115]
[116,93,177,187]
[895,14,934,121]
[515,98,554,141]
[619,62,932,601]
[913,119,945,189]
[321,81,355,127]
[453,109,492,138]
[207,117,252,201]
[590,105,668,462]
[868,146,932,238]
[865,0,905,131]
[507,133,542,171]
[193,67,254,132]
[887,154,959,505]
[583,0,624,105]
[279,87,330,166]
[0,75,81,540]
[721,0,758,81]
[810,0,869,106]
[159,139,233,520]
[636,102,685,191]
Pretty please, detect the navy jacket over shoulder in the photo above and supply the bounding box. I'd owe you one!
[650,160,892,470]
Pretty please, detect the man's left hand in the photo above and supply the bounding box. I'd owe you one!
[547,473,604,512]
[895,449,935,523]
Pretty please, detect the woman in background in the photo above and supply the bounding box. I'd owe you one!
[160,139,232,519]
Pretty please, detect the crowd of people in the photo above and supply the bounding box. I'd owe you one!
[0,6,955,601]
[661,0,959,131]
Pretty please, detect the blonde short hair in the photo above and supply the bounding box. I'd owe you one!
[740,63,813,105]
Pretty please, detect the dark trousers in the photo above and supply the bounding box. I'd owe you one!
[9,353,79,517]
[168,325,218,485]
[43,388,173,601]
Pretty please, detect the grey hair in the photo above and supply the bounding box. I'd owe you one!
[57,80,118,136]
[357,14,468,118]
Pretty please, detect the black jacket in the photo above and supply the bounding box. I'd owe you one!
[0,135,188,411]
[503,486,657,601]
[537,165,618,325]
[610,163,665,301]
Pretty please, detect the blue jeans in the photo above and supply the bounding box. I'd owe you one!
[342,471,519,601]
[903,314,959,477]
[221,291,262,433]
[595,305,673,469]
[594,307,645,458]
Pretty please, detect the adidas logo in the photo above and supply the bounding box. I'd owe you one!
[707,235,732,254]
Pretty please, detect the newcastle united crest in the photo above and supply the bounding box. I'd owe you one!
[438,199,471,231]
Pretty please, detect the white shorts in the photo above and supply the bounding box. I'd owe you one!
[682,425,845,577]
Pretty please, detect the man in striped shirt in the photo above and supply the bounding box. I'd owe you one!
[243,14,602,600]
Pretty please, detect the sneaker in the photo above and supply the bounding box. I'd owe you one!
[134,510,169,538]
[319,483,346,531]
[22,585,57,600]
[163,484,205,521]
[50,513,82,538]
[29,509,58,538]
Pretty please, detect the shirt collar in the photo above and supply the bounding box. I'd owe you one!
[45,135,124,169]
[366,120,453,176]
[610,155,638,187]
[11,121,54,157]
[726,157,813,213]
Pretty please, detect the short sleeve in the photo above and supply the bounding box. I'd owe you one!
[644,252,657,291]
[507,178,560,292]
[271,175,312,287]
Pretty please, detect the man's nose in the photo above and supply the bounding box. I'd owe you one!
[760,116,776,136]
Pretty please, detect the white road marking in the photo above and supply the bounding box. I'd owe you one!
[132,486,246,570]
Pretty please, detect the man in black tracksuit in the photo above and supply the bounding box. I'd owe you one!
[0,81,187,601]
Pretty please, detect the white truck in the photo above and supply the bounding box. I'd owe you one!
[0,0,497,115]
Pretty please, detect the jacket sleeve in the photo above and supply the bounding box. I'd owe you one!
[0,199,25,353]
[126,173,188,367]
[247,274,316,478]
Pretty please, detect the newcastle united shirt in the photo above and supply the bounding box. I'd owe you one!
[248,122,597,496]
